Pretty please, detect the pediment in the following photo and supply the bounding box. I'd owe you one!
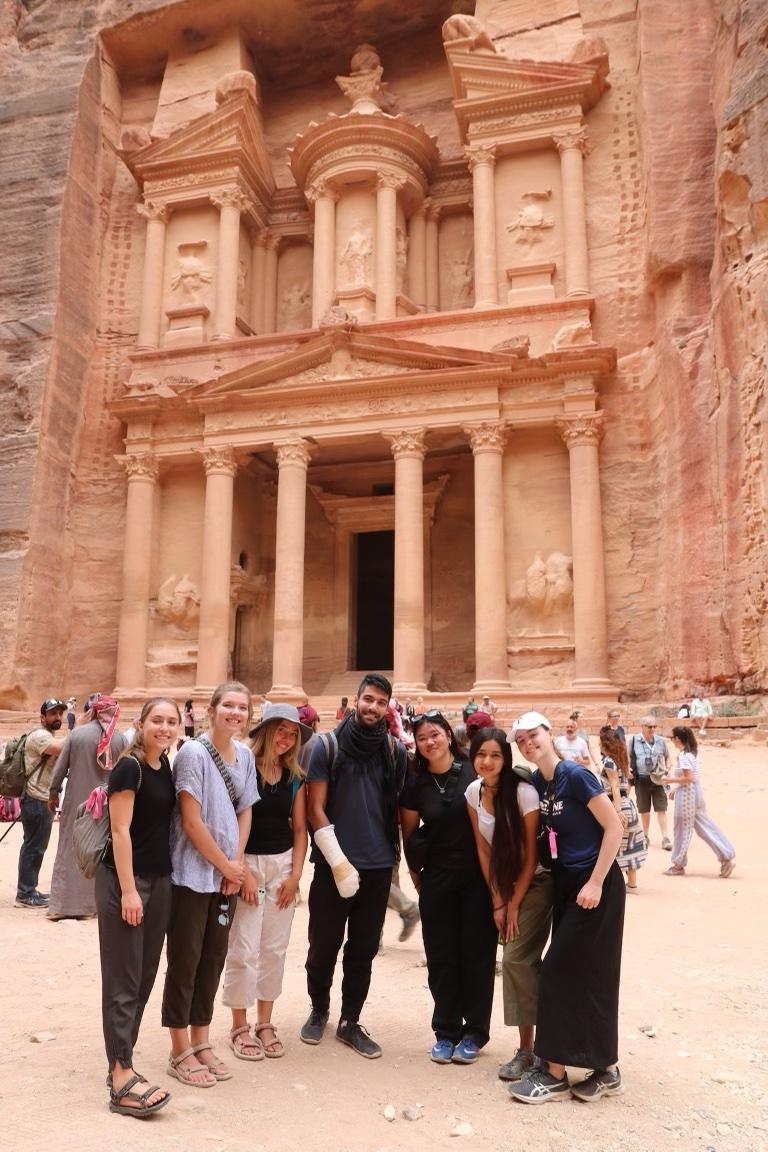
[125,89,274,205]
[189,331,522,405]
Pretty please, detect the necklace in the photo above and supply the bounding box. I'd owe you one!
[259,762,282,793]
[431,773,450,795]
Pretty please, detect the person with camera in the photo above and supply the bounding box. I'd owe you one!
[627,716,672,849]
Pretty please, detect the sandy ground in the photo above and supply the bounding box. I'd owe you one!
[1,740,766,1152]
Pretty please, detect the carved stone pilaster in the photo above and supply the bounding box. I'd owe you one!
[556,411,606,449]
[465,423,506,454]
[385,429,427,459]
[200,446,238,477]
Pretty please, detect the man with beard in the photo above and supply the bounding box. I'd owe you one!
[301,674,408,1057]
[15,699,68,908]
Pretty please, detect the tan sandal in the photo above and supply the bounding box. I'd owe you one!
[192,1042,234,1080]
[167,1046,217,1087]
[229,1025,265,1061]
[253,1022,285,1058]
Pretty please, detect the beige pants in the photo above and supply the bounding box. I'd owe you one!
[222,849,295,1007]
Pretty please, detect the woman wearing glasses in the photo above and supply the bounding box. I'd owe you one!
[222,703,311,1060]
[162,682,257,1087]
[400,711,497,1065]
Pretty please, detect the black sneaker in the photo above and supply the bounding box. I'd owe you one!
[300,1009,329,1045]
[508,1067,570,1104]
[336,1019,382,1059]
[15,893,49,909]
[570,1067,623,1102]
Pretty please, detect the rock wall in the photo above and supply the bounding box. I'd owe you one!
[0,0,767,700]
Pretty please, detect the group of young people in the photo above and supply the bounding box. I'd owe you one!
[91,673,735,1118]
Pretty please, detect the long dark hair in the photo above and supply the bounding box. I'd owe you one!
[598,725,629,774]
[672,725,698,755]
[411,712,462,774]
[469,727,524,903]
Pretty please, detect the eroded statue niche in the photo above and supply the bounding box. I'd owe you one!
[506,191,554,248]
[340,223,373,289]
[395,228,408,294]
[155,574,201,632]
[280,281,311,330]
[448,249,474,308]
[170,241,212,304]
[508,551,574,638]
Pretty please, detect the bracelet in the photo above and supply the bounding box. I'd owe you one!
[493,903,505,911]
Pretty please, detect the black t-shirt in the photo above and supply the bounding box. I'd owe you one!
[400,758,478,872]
[105,753,176,877]
[246,768,295,856]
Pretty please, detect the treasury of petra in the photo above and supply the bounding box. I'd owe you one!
[1,0,767,711]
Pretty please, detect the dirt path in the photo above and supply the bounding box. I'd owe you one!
[1,741,766,1152]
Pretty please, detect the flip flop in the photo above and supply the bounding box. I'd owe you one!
[109,1073,171,1118]
[167,1046,217,1087]
[192,1042,234,1080]
[229,1025,265,1061]
[253,1022,285,1058]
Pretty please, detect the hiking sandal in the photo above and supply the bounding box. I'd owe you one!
[229,1025,265,1061]
[109,1072,171,1118]
[191,1042,234,1080]
[253,1022,285,1058]
[167,1046,217,1087]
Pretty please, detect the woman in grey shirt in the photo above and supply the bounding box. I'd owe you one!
[161,681,258,1087]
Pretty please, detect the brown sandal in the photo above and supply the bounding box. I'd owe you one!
[167,1046,216,1087]
[229,1025,265,1061]
[191,1042,234,1080]
[253,1022,285,1058]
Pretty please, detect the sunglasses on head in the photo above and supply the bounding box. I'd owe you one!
[413,709,445,726]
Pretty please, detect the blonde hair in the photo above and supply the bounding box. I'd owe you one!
[248,719,304,784]
[123,697,181,765]
[207,681,253,728]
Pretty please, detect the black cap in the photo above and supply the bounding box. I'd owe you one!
[41,698,67,714]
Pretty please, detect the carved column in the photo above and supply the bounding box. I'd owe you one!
[556,411,610,685]
[408,205,427,309]
[196,447,238,689]
[262,232,281,333]
[376,174,403,321]
[136,202,168,350]
[385,429,428,693]
[466,423,509,689]
[307,181,338,325]
[250,231,267,334]
[211,188,251,341]
[115,454,159,689]
[270,438,312,699]
[467,145,498,308]
[425,200,441,312]
[554,129,590,298]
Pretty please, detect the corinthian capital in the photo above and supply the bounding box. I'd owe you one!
[305,179,339,205]
[275,437,313,468]
[553,128,589,155]
[210,187,252,214]
[118,453,159,481]
[136,200,168,223]
[465,144,496,171]
[465,422,506,454]
[200,446,238,477]
[556,411,606,448]
[377,172,405,193]
[384,428,427,459]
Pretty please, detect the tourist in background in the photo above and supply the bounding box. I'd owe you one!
[689,693,714,735]
[509,711,624,1104]
[606,709,625,743]
[465,726,552,1084]
[627,716,672,849]
[47,694,125,921]
[661,727,735,878]
[222,703,310,1060]
[400,711,496,1066]
[598,726,646,892]
[15,698,67,909]
[554,715,591,769]
[162,681,256,1087]
[183,700,195,739]
[96,697,180,1117]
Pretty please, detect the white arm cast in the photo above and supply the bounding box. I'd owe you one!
[313,824,360,898]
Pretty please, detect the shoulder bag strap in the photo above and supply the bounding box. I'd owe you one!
[197,735,238,807]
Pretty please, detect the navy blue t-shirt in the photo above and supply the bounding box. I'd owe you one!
[533,760,605,871]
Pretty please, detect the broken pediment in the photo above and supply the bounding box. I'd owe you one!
[123,77,274,219]
[187,331,527,404]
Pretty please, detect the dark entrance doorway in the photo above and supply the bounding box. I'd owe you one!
[354,530,394,670]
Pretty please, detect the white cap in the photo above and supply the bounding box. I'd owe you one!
[511,711,552,739]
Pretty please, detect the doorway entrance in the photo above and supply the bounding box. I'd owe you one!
[353,530,394,670]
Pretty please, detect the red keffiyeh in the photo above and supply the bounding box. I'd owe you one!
[84,694,121,770]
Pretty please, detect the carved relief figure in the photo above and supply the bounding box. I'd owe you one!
[506,191,555,247]
[280,281,311,329]
[170,241,212,303]
[155,574,201,631]
[395,228,408,294]
[551,319,596,350]
[508,551,574,637]
[237,258,248,312]
[336,43,397,113]
[441,13,497,53]
[340,223,373,288]
[448,250,474,308]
